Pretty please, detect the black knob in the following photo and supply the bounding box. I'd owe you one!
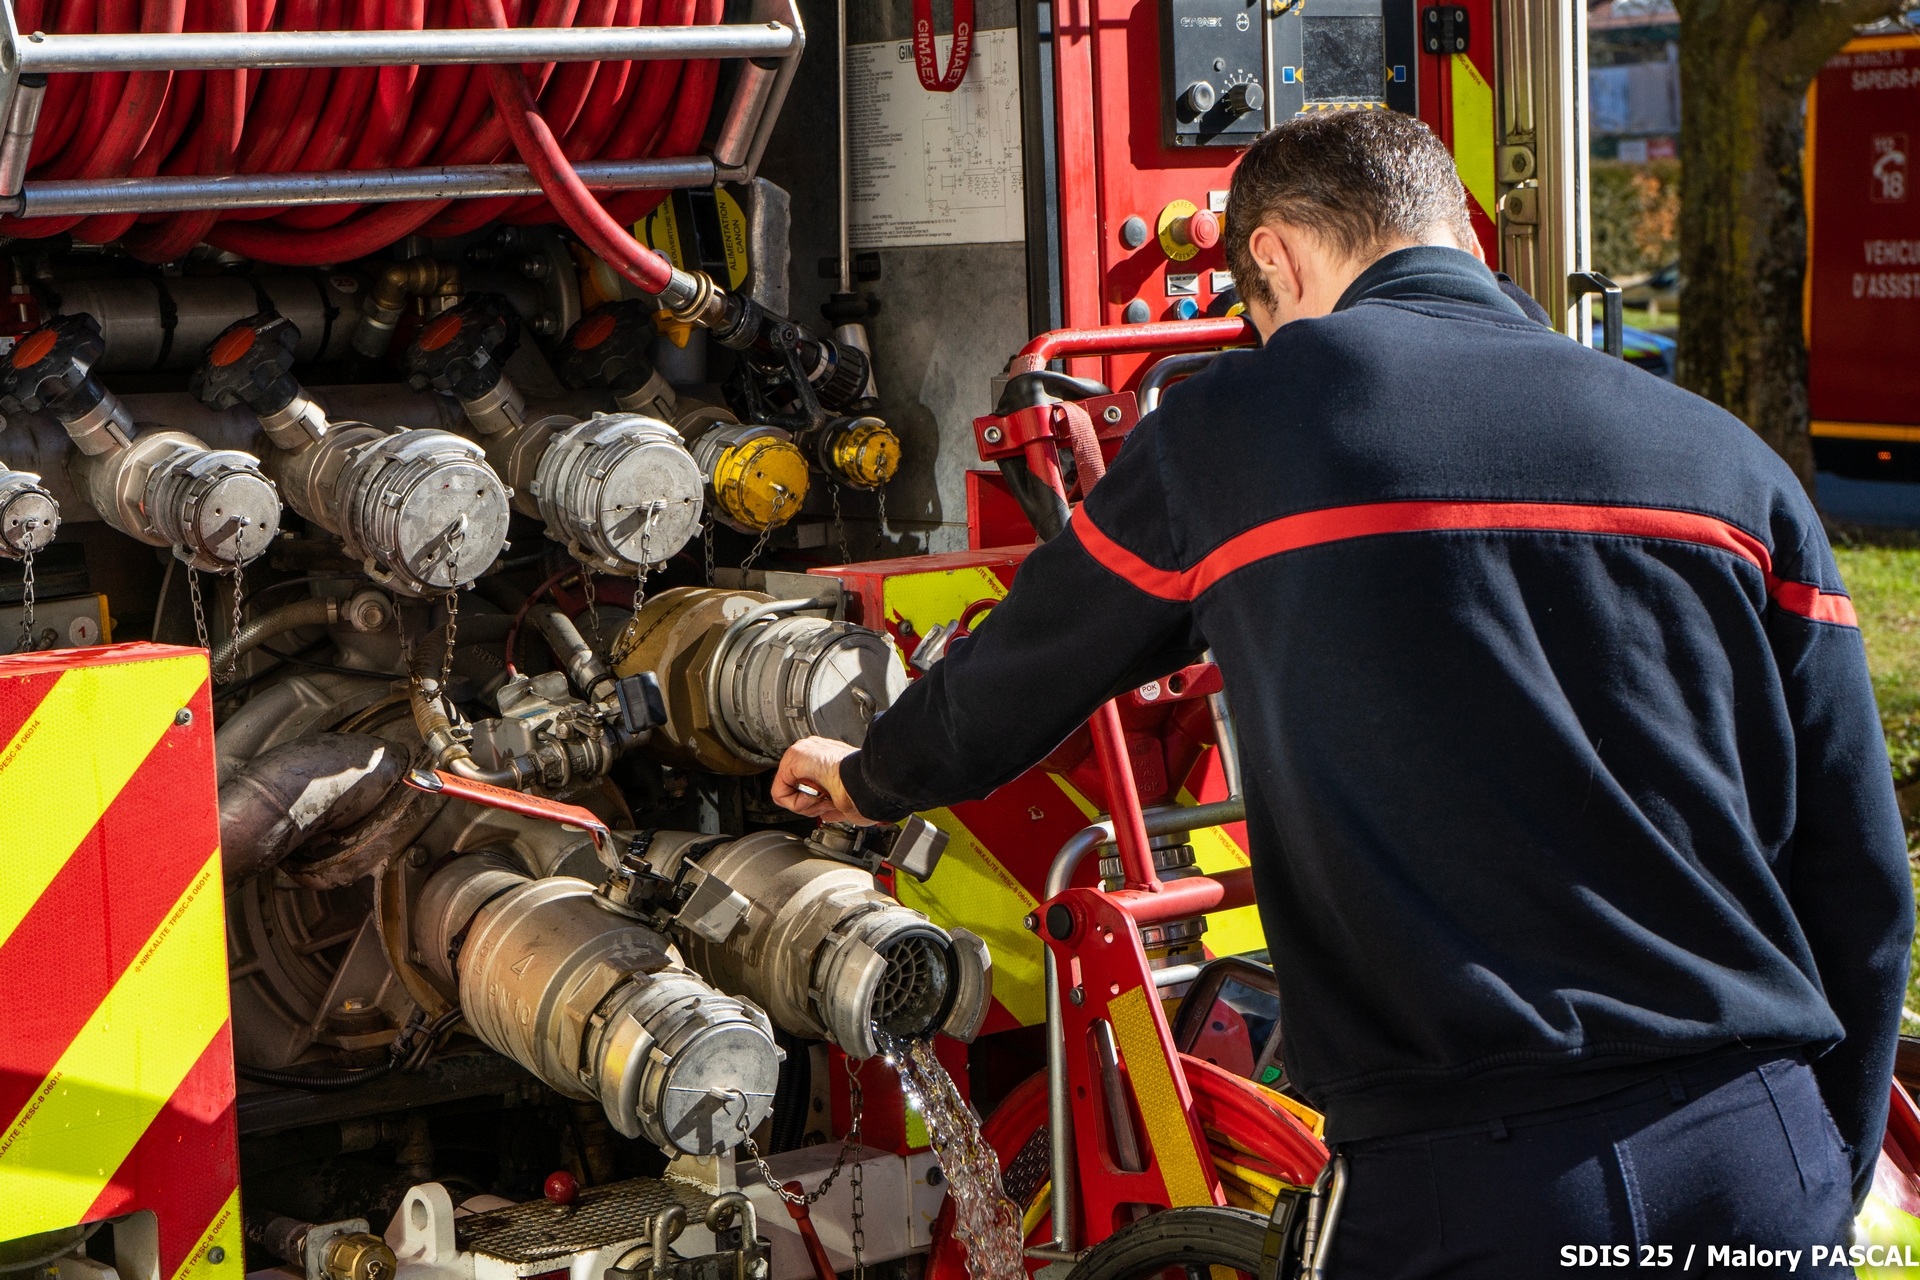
[402,294,521,402]
[556,300,661,398]
[1181,80,1217,115]
[190,311,305,416]
[0,313,108,420]
[1223,81,1264,118]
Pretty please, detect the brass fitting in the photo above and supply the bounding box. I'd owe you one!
[323,1234,395,1280]
[353,258,462,360]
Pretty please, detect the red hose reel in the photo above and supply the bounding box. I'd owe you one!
[4,0,719,275]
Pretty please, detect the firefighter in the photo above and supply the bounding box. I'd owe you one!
[773,109,1910,1275]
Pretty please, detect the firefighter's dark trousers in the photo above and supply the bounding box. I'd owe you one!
[1325,1054,1860,1278]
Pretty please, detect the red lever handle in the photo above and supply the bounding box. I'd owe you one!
[780,1184,839,1280]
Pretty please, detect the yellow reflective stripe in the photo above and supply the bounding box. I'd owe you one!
[1811,421,1920,443]
[0,850,228,1224]
[896,807,1045,1026]
[169,1188,243,1280]
[1108,985,1217,1207]
[1450,53,1497,219]
[0,655,207,948]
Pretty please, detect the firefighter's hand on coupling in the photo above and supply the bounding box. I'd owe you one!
[772,736,873,825]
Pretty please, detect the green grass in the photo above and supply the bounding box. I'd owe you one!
[1622,305,1676,335]
[1832,533,1920,1027]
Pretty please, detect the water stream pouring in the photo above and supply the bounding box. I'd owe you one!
[880,1033,1025,1280]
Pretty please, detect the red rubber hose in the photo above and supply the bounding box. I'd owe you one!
[122,0,246,262]
[9,0,727,264]
[466,0,678,294]
[23,0,99,166]
[271,0,427,228]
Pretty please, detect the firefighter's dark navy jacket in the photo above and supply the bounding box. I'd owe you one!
[842,246,1912,1200]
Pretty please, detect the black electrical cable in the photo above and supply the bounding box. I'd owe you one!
[0,1224,105,1273]
[233,573,368,613]
[236,1006,463,1093]
[235,1059,398,1092]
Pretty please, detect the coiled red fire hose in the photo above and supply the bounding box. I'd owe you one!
[0,0,722,275]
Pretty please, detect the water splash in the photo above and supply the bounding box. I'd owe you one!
[879,1033,1025,1280]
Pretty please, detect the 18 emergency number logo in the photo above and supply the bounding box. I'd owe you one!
[1872,133,1907,203]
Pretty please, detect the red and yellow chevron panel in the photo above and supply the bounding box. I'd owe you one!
[0,642,240,1280]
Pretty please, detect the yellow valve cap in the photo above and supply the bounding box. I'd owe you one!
[832,417,902,489]
[714,435,809,531]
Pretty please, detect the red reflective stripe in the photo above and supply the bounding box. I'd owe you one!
[1769,579,1859,627]
[1074,499,1856,627]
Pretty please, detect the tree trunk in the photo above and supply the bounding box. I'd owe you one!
[1672,0,1899,495]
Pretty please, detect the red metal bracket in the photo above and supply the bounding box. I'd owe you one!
[973,393,1140,465]
[1124,662,1222,710]
[1039,885,1227,1231]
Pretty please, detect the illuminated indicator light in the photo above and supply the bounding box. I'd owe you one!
[1281,66,1297,83]
[1880,450,1894,461]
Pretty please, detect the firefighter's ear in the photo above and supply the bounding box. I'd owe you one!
[1246,223,1302,309]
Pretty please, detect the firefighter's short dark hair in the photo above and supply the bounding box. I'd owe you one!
[1225,109,1476,311]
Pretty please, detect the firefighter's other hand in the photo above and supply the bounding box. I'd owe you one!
[772,737,874,825]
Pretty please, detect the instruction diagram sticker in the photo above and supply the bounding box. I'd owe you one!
[848,27,1025,248]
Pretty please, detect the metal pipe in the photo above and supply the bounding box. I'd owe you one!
[9,156,718,218]
[1012,318,1257,375]
[1138,351,1219,415]
[527,602,616,706]
[1150,962,1202,989]
[836,0,850,297]
[209,597,339,672]
[10,22,796,73]
[711,58,781,169]
[1040,797,1246,1253]
[1203,654,1244,804]
[0,73,46,198]
[1307,1154,1349,1280]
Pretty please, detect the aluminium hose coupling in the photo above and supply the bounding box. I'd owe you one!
[0,466,57,561]
[417,856,780,1154]
[618,829,993,1058]
[528,413,705,576]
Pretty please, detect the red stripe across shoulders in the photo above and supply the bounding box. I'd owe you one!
[1071,499,1856,627]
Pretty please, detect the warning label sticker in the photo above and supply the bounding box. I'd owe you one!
[847,27,1025,248]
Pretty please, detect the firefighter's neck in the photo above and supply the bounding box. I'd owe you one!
[1242,220,1480,340]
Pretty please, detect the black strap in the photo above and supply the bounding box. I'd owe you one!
[305,271,342,357]
[150,277,178,371]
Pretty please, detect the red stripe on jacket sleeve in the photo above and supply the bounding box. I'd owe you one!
[1768,579,1859,627]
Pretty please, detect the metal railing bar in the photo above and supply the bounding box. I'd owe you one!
[4,156,730,216]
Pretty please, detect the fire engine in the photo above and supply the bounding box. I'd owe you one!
[0,1,1915,1280]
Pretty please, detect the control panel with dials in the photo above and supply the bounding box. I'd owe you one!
[1160,0,1269,147]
